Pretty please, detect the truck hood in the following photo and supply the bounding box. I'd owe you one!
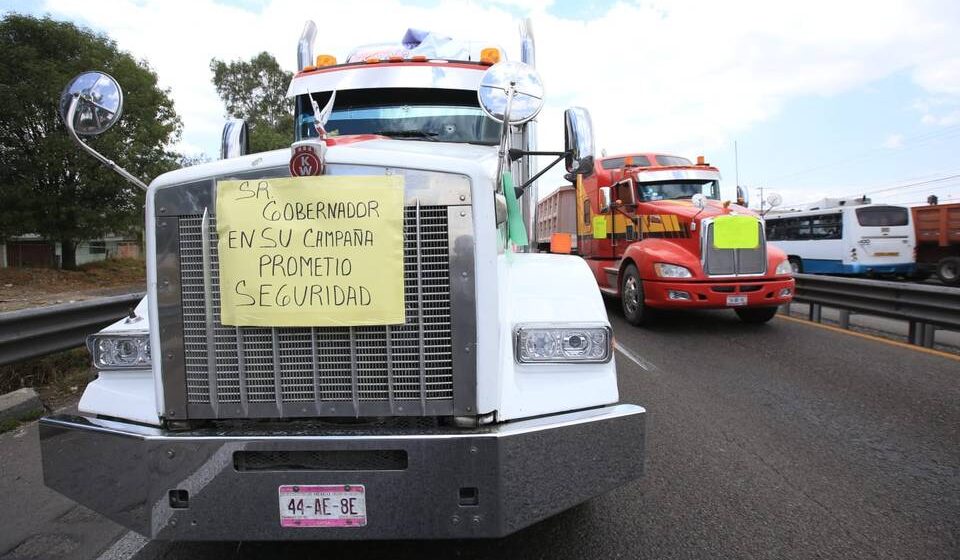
[644,199,759,220]
[151,136,499,189]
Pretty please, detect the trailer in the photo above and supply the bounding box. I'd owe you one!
[536,185,577,252]
[912,202,960,285]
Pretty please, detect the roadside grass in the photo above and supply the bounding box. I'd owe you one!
[0,348,93,418]
[0,259,146,310]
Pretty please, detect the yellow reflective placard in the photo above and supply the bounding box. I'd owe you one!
[215,176,405,327]
[712,215,760,249]
[592,215,608,239]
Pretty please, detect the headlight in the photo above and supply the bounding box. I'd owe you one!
[514,324,612,363]
[87,334,151,370]
[653,263,692,278]
[775,259,793,275]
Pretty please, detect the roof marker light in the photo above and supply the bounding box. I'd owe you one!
[315,54,337,67]
[411,55,428,62]
[364,57,380,64]
[480,47,501,65]
[388,55,404,63]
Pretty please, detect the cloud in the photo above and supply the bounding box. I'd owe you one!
[33,0,960,187]
[883,133,904,149]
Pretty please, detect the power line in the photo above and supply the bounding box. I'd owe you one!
[763,124,960,184]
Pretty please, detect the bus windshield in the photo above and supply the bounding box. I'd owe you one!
[637,181,721,201]
[295,88,501,145]
[855,206,908,227]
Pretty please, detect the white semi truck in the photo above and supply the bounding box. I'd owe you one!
[40,21,645,540]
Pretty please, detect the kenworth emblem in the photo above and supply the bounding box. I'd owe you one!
[289,140,326,177]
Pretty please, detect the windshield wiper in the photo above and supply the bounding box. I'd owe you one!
[375,130,439,141]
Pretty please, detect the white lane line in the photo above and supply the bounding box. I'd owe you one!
[614,341,656,371]
[96,531,148,560]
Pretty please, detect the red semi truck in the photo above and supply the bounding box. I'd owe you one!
[912,202,960,285]
[540,153,795,324]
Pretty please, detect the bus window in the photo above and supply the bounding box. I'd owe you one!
[856,206,908,227]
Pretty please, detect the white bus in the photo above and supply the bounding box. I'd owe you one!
[764,203,916,275]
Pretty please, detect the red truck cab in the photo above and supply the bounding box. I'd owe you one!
[570,153,794,324]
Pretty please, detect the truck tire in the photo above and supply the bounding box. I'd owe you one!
[936,257,960,286]
[735,306,779,324]
[788,256,803,274]
[620,264,648,325]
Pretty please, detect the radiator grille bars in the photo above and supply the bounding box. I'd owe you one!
[176,205,454,418]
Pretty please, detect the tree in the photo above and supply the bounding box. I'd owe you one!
[0,14,181,269]
[210,52,294,153]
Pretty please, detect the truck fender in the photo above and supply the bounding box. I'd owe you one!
[621,238,701,280]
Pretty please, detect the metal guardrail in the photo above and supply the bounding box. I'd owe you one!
[0,293,144,366]
[789,274,960,347]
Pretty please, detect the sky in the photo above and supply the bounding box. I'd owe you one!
[4,0,960,208]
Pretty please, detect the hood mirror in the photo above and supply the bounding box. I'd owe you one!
[58,71,147,191]
[736,185,750,207]
[766,192,783,208]
[692,193,707,210]
[478,61,544,124]
[59,72,124,136]
[564,107,594,175]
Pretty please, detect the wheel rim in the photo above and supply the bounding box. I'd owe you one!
[942,262,958,281]
[623,276,639,315]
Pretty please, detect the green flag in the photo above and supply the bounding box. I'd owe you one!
[502,172,529,247]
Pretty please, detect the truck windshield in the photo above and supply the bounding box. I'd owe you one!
[637,181,720,201]
[295,88,500,145]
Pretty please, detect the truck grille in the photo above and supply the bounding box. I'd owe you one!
[176,206,454,418]
[703,221,767,276]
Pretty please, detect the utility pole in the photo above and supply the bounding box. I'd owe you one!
[756,185,765,214]
[734,141,740,196]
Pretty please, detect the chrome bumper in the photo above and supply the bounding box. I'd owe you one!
[40,405,645,540]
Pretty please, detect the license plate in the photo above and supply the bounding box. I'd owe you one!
[726,295,748,306]
[279,484,367,527]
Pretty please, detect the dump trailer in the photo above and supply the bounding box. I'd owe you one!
[912,202,960,285]
[536,185,577,252]
[39,22,645,540]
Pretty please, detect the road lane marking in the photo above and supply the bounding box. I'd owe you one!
[614,341,657,371]
[776,314,960,363]
[96,531,147,560]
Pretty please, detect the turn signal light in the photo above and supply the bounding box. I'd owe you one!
[315,54,337,67]
[480,47,501,65]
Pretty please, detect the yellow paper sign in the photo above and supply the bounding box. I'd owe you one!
[215,176,405,327]
[592,215,608,239]
[712,215,760,249]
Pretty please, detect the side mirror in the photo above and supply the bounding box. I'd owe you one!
[692,193,707,210]
[220,119,250,159]
[599,186,612,213]
[564,107,594,175]
[59,71,124,136]
[736,185,750,207]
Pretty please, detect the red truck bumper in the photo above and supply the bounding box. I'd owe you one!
[643,277,795,309]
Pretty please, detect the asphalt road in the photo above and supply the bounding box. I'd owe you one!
[3,306,958,559]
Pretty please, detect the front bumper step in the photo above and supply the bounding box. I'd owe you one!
[40,405,645,540]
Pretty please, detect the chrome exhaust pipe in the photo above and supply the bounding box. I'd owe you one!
[297,21,317,70]
[519,19,538,251]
